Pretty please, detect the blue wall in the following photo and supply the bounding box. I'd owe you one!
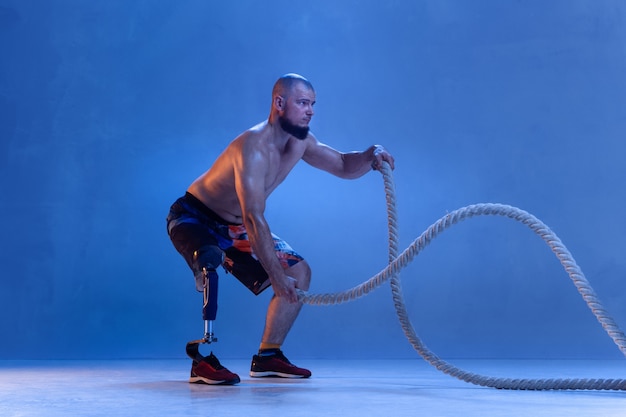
[1,1,625,360]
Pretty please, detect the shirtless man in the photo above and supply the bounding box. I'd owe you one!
[166,73,395,385]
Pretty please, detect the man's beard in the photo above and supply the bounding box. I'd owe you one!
[278,115,309,140]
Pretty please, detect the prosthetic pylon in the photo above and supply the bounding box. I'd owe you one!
[186,266,219,362]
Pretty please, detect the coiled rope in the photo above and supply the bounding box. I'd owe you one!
[297,162,626,391]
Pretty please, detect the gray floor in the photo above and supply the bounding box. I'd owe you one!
[1,358,625,416]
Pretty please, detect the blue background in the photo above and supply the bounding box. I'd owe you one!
[1,1,625,361]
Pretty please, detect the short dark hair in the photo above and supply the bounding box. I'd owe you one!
[272,73,314,98]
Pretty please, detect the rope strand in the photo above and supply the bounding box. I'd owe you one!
[297,161,626,391]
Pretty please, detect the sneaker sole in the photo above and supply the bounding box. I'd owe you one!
[189,376,241,385]
[249,371,310,379]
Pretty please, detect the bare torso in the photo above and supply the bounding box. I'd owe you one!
[186,121,308,224]
[179,76,393,306]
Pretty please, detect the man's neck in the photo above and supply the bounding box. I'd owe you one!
[265,118,293,147]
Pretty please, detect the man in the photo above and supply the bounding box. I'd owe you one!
[166,73,395,385]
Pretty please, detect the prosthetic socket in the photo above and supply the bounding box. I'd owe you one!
[192,245,223,322]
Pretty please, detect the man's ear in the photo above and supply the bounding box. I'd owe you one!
[273,95,284,111]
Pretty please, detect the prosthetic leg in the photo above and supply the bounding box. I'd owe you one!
[185,247,221,363]
[185,267,219,362]
[185,247,240,384]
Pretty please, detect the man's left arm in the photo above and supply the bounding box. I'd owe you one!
[302,134,395,179]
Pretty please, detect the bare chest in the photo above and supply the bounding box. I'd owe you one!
[264,142,305,194]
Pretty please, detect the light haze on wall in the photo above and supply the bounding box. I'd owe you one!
[1,0,625,360]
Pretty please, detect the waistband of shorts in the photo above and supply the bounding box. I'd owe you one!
[183,192,239,226]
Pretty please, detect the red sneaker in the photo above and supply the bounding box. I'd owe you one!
[189,352,240,385]
[249,350,311,378]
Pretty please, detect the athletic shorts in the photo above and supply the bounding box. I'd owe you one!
[166,192,304,295]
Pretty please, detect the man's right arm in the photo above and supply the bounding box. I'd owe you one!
[232,139,299,303]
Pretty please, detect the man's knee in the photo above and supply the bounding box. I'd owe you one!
[291,260,311,291]
[192,245,223,292]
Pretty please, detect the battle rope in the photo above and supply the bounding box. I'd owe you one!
[297,162,626,391]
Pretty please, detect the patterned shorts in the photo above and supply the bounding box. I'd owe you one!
[166,192,304,295]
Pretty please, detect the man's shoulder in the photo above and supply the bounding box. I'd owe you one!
[249,120,268,134]
[228,127,271,162]
[235,121,270,144]
[229,123,263,147]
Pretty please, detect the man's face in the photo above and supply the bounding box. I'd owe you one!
[278,84,316,140]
